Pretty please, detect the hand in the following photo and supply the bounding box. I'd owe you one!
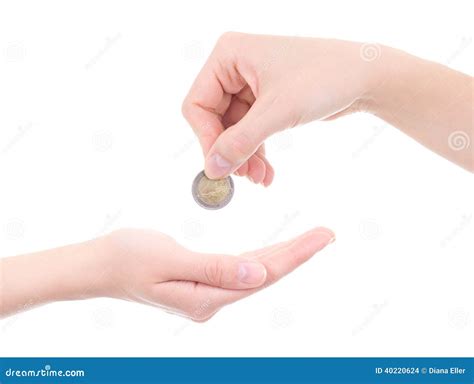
[103,227,335,321]
[182,32,473,176]
[182,33,380,184]
[0,227,335,320]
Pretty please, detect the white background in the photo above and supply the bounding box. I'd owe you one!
[0,0,472,357]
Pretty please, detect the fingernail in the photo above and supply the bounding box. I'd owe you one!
[238,262,267,285]
[312,230,336,251]
[207,153,232,178]
[248,175,255,183]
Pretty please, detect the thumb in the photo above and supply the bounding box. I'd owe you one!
[204,98,284,179]
[170,251,268,289]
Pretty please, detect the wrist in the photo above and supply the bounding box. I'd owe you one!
[45,237,112,302]
[41,236,114,303]
[362,45,414,118]
[71,237,115,300]
[0,237,111,317]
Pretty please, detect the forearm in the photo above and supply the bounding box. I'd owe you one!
[370,46,473,171]
[0,238,110,318]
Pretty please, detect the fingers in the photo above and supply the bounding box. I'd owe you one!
[204,98,283,179]
[166,251,267,290]
[182,35,279,184]
[209,227,336,307]
[234,145,275,186]
[182,104,225,156]
[151,227,335,321]
[181,66,226,155]
[182,40,247,156]
[261,156,275,186]
[256,227,335,284]
[246,153,266,184]
[221,87,256,129]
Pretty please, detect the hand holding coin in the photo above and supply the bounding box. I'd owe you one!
[192,171,234,210]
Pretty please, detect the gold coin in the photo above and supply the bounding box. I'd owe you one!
[192,171,234,209]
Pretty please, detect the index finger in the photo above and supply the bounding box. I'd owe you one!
[181,61,226,154]
[181,42,247,155]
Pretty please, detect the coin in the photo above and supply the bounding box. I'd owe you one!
[192,171,234,210]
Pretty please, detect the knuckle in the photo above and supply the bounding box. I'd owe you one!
[190,312,214,323]
[198,128,216,142]
[188,300,217,322]
[352,98,373,114]
[217,31,238,45]
[228,131,254,160]
[215,32,246,55]
[181,98,192,119]
[204,259,224,286]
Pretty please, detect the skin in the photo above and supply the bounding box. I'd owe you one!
[0,227,334,320]
[3,34,471,321]
[182,33,473,182]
